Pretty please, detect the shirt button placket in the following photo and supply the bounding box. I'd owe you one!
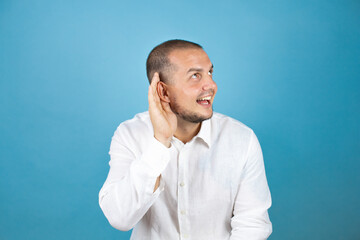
[177,148,190,240]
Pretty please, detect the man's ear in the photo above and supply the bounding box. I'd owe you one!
[157,81,170,103]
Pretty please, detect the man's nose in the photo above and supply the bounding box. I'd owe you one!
[202,75,217,91]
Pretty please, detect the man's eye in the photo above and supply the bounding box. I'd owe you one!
[191,73,200,79]
[208,71,213,76]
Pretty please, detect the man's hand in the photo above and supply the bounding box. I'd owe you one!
[148,72,177,148]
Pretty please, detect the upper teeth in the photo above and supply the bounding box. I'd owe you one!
[198,96,211,101]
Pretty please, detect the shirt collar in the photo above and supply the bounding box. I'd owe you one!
[195,118,212,148]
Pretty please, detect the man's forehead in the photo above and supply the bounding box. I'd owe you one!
[168,48,212,70]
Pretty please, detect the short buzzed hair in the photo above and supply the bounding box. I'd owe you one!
[146,39,203,84]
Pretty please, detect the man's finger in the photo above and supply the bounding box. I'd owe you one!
[152,72,160,83]
[148,72,161,108]
[161,100,173,114]
[151,72,160,95]
[148,84,160,107]
[150,73,161,102]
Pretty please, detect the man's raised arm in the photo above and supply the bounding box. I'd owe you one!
[98,72,177,231]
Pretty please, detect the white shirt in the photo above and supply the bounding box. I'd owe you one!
[99,112,272,240]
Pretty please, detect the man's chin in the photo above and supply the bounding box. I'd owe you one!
[200,111,213,122]
[178,110,213,124]
[170,102,214,123]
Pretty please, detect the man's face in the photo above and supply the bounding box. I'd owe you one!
[165,48,217,123]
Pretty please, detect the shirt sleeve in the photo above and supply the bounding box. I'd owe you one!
[98,124,172,231]
[230,130,272,240]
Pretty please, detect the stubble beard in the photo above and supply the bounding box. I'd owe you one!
[170,98,213,123]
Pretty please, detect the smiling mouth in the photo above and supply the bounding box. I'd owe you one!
[196,96,211,106]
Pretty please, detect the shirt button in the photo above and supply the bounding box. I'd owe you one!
[182,233,189,238]
[180,182,185,187]
[180,210,186,215]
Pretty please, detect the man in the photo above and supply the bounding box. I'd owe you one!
[99,40,272,239]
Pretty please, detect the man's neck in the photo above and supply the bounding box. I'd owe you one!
[174,118,201,144]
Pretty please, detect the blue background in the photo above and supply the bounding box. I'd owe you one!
[1,0,359,239]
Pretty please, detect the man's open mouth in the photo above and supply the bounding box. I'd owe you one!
[196,96,211,105]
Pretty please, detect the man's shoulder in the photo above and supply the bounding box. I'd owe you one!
[122,111,150,124]
[210,112,256,145]
[212,112,253,133]
[115,111,151,132]
[110,112,153,151]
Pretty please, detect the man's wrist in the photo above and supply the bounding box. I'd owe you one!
[154,135,171,148]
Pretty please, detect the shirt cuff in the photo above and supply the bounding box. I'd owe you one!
[152,175,166,195]
[139,137,172,178]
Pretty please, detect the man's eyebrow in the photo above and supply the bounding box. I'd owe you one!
[187,64,214,74]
